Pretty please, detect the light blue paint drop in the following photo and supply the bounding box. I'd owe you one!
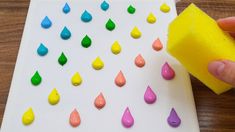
[41,16,52,29]
[81,10,92,22]
[37,43,48,56]
[101,1,109,11]
[63,3,70,14]
[60,26,71,40]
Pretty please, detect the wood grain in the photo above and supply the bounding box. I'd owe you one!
[0,0,235,131]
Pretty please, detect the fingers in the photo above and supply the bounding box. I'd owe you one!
[208,60,235,86]
[217,17,235,33]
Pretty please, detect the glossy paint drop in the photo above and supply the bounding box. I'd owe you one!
[94,92,106,110]
[31,71,42,86]
[130,26,141,39]
[92,57,104,70]
[160,3,171,13]
[81,35,92,48]
[58,52,68,66]
[147,12,156,24]
[127,5,136,14]
[161,62,175,80]
[22,107,35,125]
[144,86,157,104]
[106,19,116,31]
[115,71,126,87]
[41,16,52,29]
[167,108,181,127]
[101,1,109,11]
[37,43,48,56]
[121,107,134,128]
[60,26,71,40]
[69,109,81,127]
[71,72,82,86]
[63,3,71,14]
[135,54,145,68]
[152,38,163,51]
[48,88,60,105]
[81,10,92,22]
[111,41,121,55]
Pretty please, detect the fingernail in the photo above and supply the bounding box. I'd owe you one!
[208,61,225,76]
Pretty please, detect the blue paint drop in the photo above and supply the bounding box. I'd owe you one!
[60,26,71,40]
[41,16,52,29]
[63,3,70,14]
[81,10,92,22]
[37,43,48,56]
[101,1,109,11]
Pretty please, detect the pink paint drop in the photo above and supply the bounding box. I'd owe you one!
[167,108,181,127]
[135,54,145,68]
[69,109,81,127]
[152,38,163,51]
[121,107,134,128]
[115,71,126,87]
[161,62,175,80]
[144,86,157,104]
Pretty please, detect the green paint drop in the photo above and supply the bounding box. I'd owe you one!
[127,5,136,14]
[31,71,42,86]
[58,52,68,66]
[60,26,71,40]
[105,19,115,31]
[81,35,92,48]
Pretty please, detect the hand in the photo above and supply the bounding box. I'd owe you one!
[208,17,235,86]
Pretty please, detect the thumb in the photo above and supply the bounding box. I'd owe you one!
[208,60,235,86]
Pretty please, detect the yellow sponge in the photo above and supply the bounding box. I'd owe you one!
[167,3,235,94]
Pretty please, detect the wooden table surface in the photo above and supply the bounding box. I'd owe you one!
[0,0,235,131]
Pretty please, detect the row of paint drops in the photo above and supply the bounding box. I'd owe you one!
[26,1,181,129]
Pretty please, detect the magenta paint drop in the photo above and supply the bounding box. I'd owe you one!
[161,62,175,80]
[121,107,134,128]
[167,108,181,127]
[144,86,157,104]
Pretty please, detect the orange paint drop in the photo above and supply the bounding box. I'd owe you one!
[152,38,163,51]
[69,109,81,127]
[94,92,106,109]
[135,54,145,68]
[115,71,126,87]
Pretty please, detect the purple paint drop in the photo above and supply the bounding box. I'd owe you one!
[144,86,157,104]
[121,107,134,128]
[167,108,181,127]
[161,62,175,80]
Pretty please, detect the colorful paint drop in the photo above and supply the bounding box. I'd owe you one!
[60,26,71,40]
[94,92,106,110]
[144,86,157,104]
[115,71,126,87]
[31,71,42,86]
[127,5,136,14]
[81,10,92,22]
[92,57,104,70]
[160,3,171,13]
[121,107,134,128]
[70,109,81,127]
[106,19,116,31]
[161,62,175,80]
[152,38,163,51]
[135,54,145,68]
[58,52,68,66]
[167,108,181,127]
[81,35,92,48]
[130,26,141,39]
[71,72,82,86]
[101,1,109,11]
[41,16,52,29]
[22,107,35,125]
[37,43,48,56]
[111,41,121,55]
[63,3,71,14]
[147,12,156,24]
[48,88,60,105]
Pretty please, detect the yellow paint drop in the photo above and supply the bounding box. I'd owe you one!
[48,88,60,105]
[22,107,35,125]
[71,72,82,86]
[92,57,104,70]
[130,26,141,39]
[111,41,122,55]
[147,12,156,24]
[160,3,171,13]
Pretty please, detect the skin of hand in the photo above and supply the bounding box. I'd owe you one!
[208,17,235,86]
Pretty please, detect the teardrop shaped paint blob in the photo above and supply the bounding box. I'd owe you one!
[60,26,71,40]
[101,1,109,11]
[81,10,92,22]
[121,107,134,128]
[81,35,92,48]
[152,38,163,51]
[94,92,106,110]
[115,71,126,87]
[111,41,121,55]
[48,88,60,105]
[127,5,136,14]
[71,72,82,86]
[92,57,104,70]
[22,107,35,125]
[160,3,171,13]
[161,62,175,80]
[147,12,157,24]
[63,3,71,14]
[69,109,81,127]
[167,108,181,127]
[144,86,157,104]
[135,54,145,68]
[130,26,141,39]
[106,19,116,31]
[58,52,68,66]
[37,43,48,56]
[41,16,52,29]
[31,71,42,86]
